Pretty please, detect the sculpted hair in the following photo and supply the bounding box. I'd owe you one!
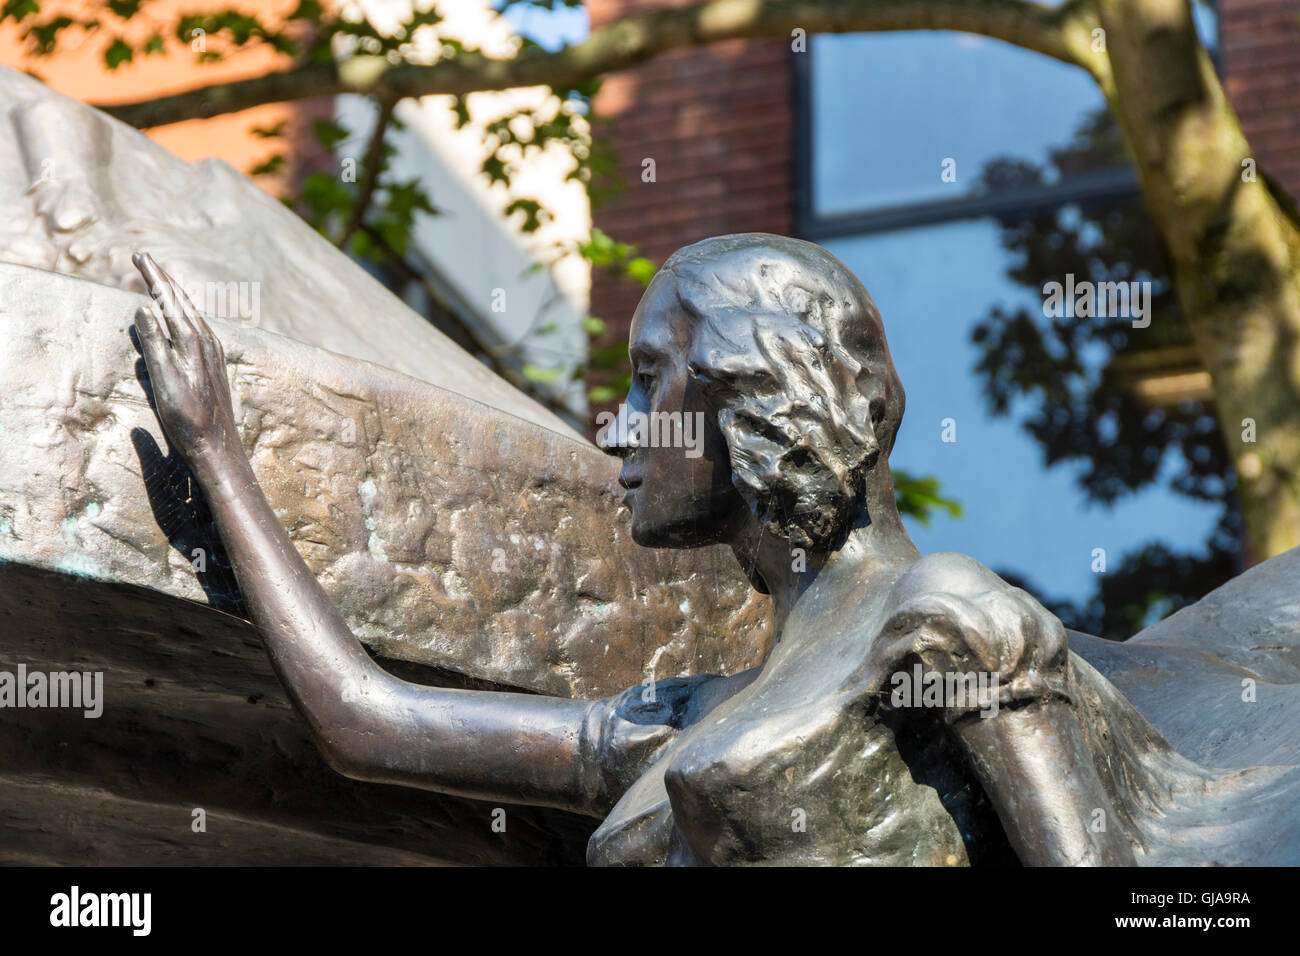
[665,234,905,549]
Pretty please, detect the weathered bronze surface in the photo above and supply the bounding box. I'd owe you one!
[0,264,768,699]
[0,66,568,431]
[0,70,774,862]
[126,235,1300,866]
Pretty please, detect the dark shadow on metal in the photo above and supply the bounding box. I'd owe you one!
[129,327,244,614]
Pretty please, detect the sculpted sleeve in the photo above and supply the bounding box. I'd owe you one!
[579,674,718,814]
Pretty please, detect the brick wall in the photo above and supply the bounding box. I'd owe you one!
[1220,0,1300,198]
[586,0,794,420]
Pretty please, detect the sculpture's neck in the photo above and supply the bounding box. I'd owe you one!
[730,459,921,638]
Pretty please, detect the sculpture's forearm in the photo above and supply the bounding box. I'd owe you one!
[193,452,602,814]
[953,700,1135,866]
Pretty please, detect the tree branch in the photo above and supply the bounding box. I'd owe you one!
[99,0,1095,129]
[334,96,396,250]
[359,223,580,427]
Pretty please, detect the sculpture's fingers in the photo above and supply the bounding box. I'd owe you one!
[132,252,172,315]
[883,593,997,673]
[192,303,226,373]
[198,329,226,381]
[133,252,199,359]
[159,272,205,357]
[133,305,181,401]
[133,304,170,363]
[164,269,228,371]
[171,275,221,346]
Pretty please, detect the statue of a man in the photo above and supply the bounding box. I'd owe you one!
[129,234,1300,866]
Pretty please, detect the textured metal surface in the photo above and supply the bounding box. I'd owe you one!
[0,263,770,698]
[1071,545,1300,770]
[0,65,573,437]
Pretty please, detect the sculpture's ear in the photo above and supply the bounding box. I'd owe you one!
[830,350,883,474]
[689,316,881,550]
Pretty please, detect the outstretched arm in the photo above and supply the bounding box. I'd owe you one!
[131,253,607,814]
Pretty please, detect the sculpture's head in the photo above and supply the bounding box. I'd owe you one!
[600,233,904,553]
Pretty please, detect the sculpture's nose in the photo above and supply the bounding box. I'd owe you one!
[597,402,639,459]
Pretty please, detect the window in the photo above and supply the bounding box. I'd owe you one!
[793,23,1226,616]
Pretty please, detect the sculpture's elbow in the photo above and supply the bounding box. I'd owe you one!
[310,722,389,784]
[292,682,401,785]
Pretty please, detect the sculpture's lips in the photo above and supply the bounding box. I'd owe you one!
[618,470,641,508]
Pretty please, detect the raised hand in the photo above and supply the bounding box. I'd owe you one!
[870,554,1133,864]
[871,553,1070,722]
[132,252,242,476]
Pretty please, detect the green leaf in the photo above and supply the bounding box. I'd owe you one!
[450,95,471,130]
[266,31,298,56]
[297,171,353,231]
[503,197,550,234]
[481,154,511,186]
[578,228,628,266]
[523,363,565,385]
[595,369,634,400]
[589,342,629,371]
[107,0,141,20]
[363,178,438,256]
[892,469,963,526]
[2,0,40,24]
[104,38,134,69]
[310,118,350,150]
[249,153,286,178]
[384,179,437,219]
[288,0,324,24]
[24,15,74,56]
[249,120,287,139]
[175,14,204,42]
[625,257,657,285]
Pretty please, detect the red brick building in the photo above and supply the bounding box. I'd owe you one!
[1221,0,1300,197]
[588,0,1300,374]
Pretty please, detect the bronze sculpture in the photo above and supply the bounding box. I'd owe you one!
[129,234,1300,866]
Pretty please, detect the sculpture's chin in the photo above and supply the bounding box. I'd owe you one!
[630,522,680,549]
[630,515,723,550]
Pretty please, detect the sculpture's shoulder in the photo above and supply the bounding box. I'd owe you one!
[884,550,1063,647]
[585,668,759,866]
[877,552,1070,703]
[887,551,1014,607]
[587,555,1039,867]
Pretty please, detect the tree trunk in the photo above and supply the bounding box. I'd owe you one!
[1093,0,1300,558]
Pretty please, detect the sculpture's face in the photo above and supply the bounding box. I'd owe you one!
[601,273,745,548]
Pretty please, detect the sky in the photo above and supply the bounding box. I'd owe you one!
[498,2,589,49]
